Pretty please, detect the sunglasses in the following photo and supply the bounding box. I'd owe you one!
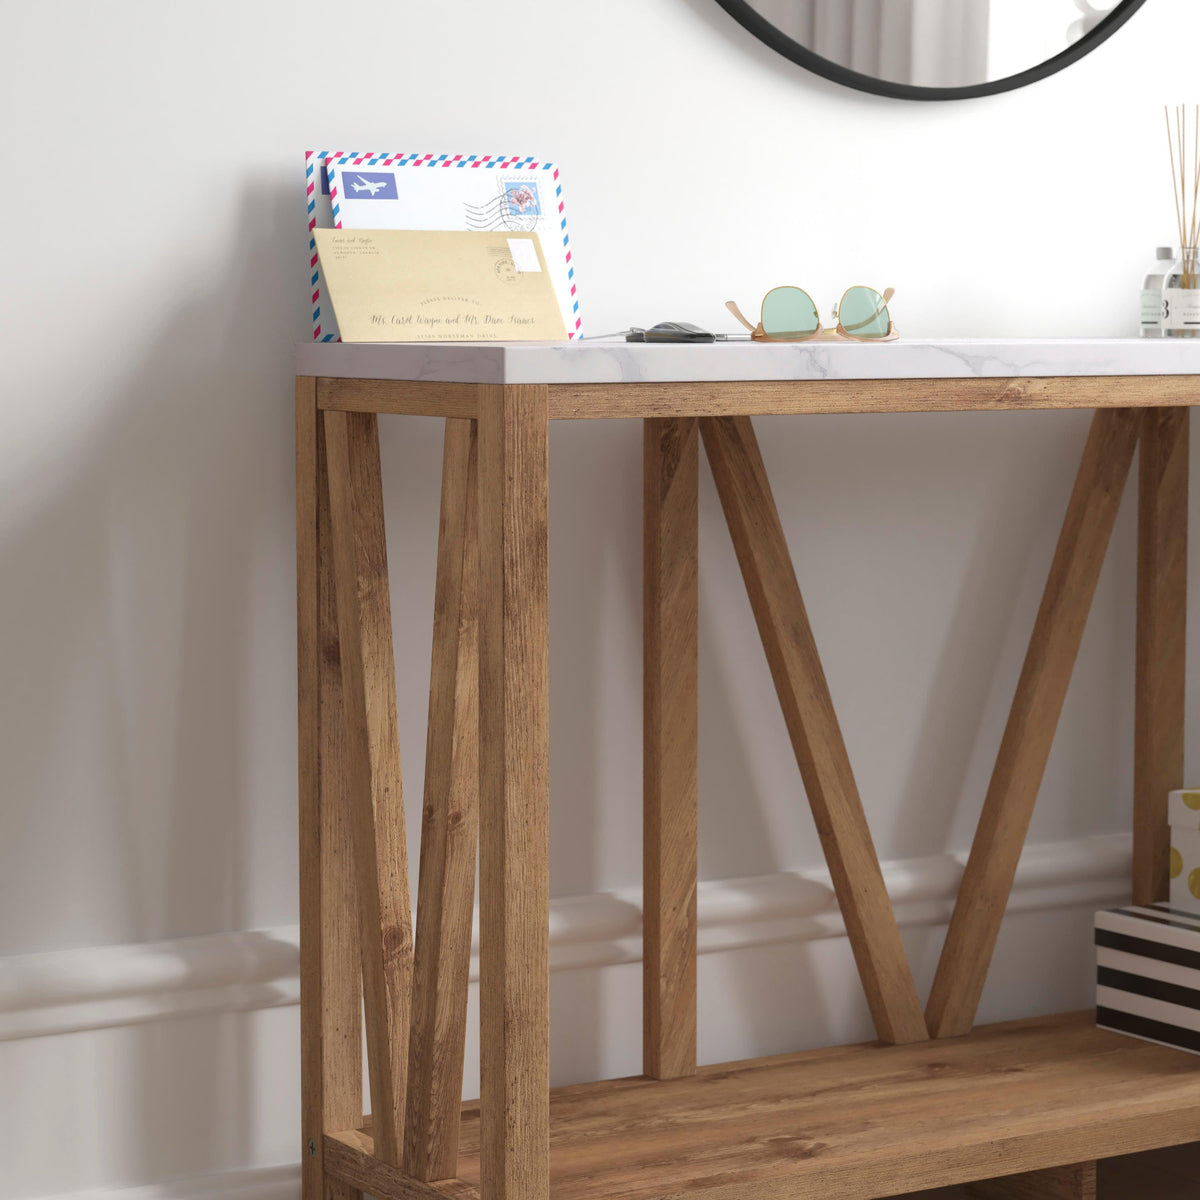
[726,285,898,342]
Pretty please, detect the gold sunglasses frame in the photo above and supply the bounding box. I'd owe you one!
[726,285,899,342]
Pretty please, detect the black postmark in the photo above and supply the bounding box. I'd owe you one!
[494,257,522,285]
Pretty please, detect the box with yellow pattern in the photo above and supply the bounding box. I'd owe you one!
[1169,789,1200,912]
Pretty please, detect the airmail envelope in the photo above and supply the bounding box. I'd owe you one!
[313,229,567,343]
[323,155,581,339]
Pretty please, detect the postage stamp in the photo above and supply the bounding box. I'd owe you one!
[503,180,541,217]
[464,178,543,233]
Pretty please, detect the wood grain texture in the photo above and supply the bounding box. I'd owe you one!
[405,418,481,1180]
[546,376,1200,420]
[324,410,414,1166]
[700,415,926,1046]
[926,408,1141,1039]
[643,418,699,1080]
[327,1128,479,1200]
[326,1013,1200,1200]
[298,380,363,1200]
[320,378,480,419]
[477,385,551,1200]
[964,1160,1096,1200]
[1134,407,1189,907]
[316,376,1200,421]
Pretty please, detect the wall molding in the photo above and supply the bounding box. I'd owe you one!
[32,1164,300,1200]
[0,832,1132,1042]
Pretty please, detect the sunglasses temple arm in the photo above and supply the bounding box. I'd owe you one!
[725,300,758,333]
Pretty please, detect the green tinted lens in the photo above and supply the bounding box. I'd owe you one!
[838,287,890,338]
[760,287,819,338]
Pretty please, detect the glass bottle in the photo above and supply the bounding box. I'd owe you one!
[1141,246,1175,337]
[1163,247,1200,338]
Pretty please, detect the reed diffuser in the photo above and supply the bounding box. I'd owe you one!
[1163,105,1200,337]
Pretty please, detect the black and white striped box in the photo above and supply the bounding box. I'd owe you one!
[1096,904,1200,1055]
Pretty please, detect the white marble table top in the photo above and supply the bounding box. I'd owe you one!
[296,338,1200,386]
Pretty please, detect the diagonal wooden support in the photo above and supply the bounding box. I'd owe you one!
[926,407,1141,1039]
[643,417,699,1080]
[966,1160,1097,1200]
[298,382,363,1200]
[1134,407,1188,907]
[404,418,481,1180]
[324,409,414,1166]
[700,415,927,1046]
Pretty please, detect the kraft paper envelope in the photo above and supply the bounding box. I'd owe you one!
[313,228,567,342]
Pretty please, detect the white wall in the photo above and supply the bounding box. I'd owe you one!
[2,1,1198,1197]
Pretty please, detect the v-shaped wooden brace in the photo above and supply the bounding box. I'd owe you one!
[686,408,1167,1049]
[324,410,415,1165]
[926,408,1142,1037]
[700,415,929,1046]
[320,410,482,1176]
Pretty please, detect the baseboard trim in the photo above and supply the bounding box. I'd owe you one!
[28,1164,301,1200]
[0,832,1131,1042]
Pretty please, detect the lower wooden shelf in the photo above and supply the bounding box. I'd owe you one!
[324,1011,1200,1200]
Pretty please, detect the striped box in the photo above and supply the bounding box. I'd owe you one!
[1096,904,1200,1055]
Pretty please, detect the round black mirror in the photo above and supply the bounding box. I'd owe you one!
[713,0,1147,100]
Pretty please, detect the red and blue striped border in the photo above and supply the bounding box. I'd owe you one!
[307,150,582,340]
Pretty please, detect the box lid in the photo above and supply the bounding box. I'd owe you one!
[1096,903,1200,948]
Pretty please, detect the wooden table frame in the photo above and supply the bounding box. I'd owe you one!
[297,373,1195,1200]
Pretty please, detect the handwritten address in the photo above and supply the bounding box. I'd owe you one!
[369,313,536,328]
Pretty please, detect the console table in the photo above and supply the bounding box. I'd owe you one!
[295,339,1200,1200]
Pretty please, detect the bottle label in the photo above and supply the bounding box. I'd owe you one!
[1142,289,1163,327]
[1162,288,1200,330]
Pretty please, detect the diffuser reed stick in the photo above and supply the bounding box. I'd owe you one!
[1165,104,1200,287]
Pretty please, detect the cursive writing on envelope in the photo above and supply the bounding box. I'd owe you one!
[313,228,568,343]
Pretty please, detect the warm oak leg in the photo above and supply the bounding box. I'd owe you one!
[324,409,413,1166]
[700,415,927,1045]
[1134,407,1188,906]
[477,385,550,1200]
[643,417,699,1080]
[926,408,1141,1038]
[298,380,362,1200]
[965,1160,1097,1200]
[405,418,481,1180]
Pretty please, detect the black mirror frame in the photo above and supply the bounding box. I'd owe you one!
[712,0,1148,101]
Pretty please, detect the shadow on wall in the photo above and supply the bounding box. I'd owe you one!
[0,181,307,1183]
